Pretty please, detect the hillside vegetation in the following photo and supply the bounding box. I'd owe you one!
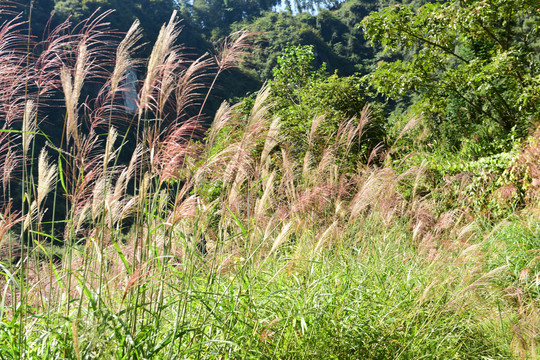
[0,1,538,358]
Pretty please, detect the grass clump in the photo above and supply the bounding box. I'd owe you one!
[0,6,537,359]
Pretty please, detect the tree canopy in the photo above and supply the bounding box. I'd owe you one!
[362,0,540,152]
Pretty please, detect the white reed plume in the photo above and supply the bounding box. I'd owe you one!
[395,114,422,144]
[92,176,108,222]
[2,147,18,193]
[302,150,312,182]
[23,201,39,231]
[128,143,143,177]
[260,116,281,168]
[158,50,181,115]
[246,86,271,132]
[110,20,142,95]
[37,149,57,209]
[139,11,181,117]
[313,221,338,255]
[255,170,276,221]
[103,127,118,171]
[22,100,36,157]
[269,221,293,256]
[61,42,91,145]
[349,168,396,219]
[114,168,131,201]
[206,101,233,150]
[308,114,324,147]
[317,147,336,177]
[138,172,152,207]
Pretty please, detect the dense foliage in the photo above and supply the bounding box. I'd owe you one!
[268,45,385,165]
[363,0,540,154]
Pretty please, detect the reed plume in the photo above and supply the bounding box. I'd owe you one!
[36,148,56,209]
[0,134,19,194]
[60,41,91,146]
[0,201,21,248]
[139,11,182,118]
[197,31,254,120]
[154,117,203,181]
[110,20,143,95]
[21,100,36,157]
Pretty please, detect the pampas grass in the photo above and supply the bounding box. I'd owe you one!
[0,4,536,359]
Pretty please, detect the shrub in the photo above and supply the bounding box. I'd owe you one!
[269,45,386,167]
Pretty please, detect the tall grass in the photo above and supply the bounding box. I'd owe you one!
[0,6,537,359]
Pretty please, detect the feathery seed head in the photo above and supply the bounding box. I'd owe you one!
[22,100,36,156]
[269,222,293,255]
[37,149,57,209]
[139,11,181,117]
[104,127,118,170]
[110,19,142,95]
[215,31,253,72]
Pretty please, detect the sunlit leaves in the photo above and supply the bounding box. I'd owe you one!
[361,0,540,151]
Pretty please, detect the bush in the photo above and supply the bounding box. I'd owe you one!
[269,45,386,166]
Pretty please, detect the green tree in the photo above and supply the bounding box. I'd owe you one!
[52,0,208,53]
[362,0,540,153]
[240,2,379,82]
[269,45,385,163]
[185,0,279,39]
